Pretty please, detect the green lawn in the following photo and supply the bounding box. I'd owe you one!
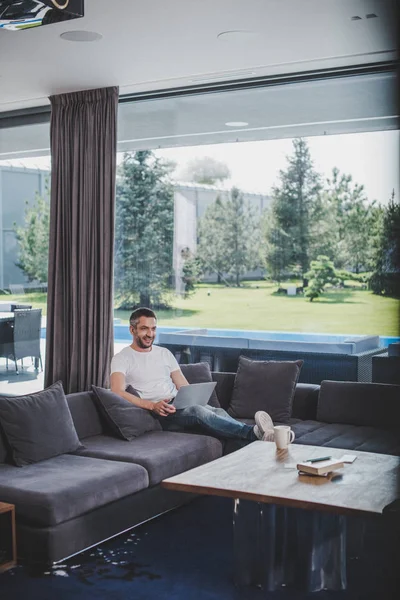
[4,282,399,336]
[115,282,399,336]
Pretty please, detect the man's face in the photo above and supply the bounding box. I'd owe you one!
[130,316,157,349]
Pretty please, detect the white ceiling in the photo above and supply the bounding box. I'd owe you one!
[0,0,398,113]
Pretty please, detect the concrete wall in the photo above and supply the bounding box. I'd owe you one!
[0,172,270,292]
[0,166,49,289]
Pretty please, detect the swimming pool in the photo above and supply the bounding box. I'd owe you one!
[113,325,397,353]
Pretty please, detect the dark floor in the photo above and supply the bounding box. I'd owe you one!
[1,495,399,600]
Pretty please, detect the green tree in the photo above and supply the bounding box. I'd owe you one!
[14,184,50,283]
[197,188,261,286]
[180,156,231,185]
[197,196,228,282]
[262,211,291,283]
[266,138,322,285]
[370,191,400,297]
[343,200,381,273]
[114,151,174,308]
[321,168,381,272]
[222,187,260,286]
[304,255,338,302]
[181,252,202,297]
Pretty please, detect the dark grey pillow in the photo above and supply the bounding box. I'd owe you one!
[179,362,220,408]
[92,386,162,441]
[228,356,303,422]
[0,381,82,467]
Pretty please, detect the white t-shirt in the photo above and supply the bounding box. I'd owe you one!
[110,345,180,402]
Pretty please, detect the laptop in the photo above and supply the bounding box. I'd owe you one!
[171,382,217,410]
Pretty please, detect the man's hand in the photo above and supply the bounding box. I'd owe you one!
[151,400,176,417]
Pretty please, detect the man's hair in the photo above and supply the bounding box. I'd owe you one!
[129,307,157,327]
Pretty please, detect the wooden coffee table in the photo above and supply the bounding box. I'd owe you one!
[163,441,400,592]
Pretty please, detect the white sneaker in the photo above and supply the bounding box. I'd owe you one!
[254,411,274,442]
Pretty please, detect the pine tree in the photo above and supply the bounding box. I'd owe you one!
[197,196,228,282]
[321,168,381,272]
[370,191,400,297]
[263,209,291,283]
[197,188,261,286]
[114,151,174,308]
[266,138,322,285]
[304,255,338,302]
[222,187,260,286]
[14,183,50,283]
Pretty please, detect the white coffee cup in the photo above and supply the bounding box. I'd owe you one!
[274,425,295,450]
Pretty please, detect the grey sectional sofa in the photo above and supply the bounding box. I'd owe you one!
[0,387,222,565]
[215,374,400,455]
[0,373,399,566]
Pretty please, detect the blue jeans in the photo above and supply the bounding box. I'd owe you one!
[157,405,256,441]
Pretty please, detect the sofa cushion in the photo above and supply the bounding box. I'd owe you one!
[92,386,162,440]
[288,419,400,455]
[0,427,9,464]
[67,390,104,439]
[180,363,220,408]
[228,357,303,422]
[0,454,149,527]
[291,383,320,420]
[0,381,82,466]
[211,371,235,411]
[74,430,223,486]
[317,381,400,429]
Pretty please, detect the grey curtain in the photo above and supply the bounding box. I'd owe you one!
[45,87,119,393]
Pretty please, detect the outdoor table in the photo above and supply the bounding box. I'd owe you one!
[0,313,14,322]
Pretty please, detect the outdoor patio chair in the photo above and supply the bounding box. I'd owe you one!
[0,319,14,364]
[3,309,43,373]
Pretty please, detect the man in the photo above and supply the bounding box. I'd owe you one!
[110,307,274,442]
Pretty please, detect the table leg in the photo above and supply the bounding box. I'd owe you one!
[297,510,347,591]
[233,499,287,591]
[232,499,347,592]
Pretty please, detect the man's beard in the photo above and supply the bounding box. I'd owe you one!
[136,336,154,349]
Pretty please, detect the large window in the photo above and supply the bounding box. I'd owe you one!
[115,70,399,346]
[1,69,398,390]
[0,122,50,393]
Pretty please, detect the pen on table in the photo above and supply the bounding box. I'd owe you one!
[306,456,332,463]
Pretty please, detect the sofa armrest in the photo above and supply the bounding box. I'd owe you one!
[291,383,320,420]
[212,372,235,411]
[317,380,400,429]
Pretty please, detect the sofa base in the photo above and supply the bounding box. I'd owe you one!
[16,485,196,565]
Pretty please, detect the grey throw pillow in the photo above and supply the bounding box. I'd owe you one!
[228,356,303,422]
[92,386,162,441]
[179,362,220,408]
[0,381,82,467]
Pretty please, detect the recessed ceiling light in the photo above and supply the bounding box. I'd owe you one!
[217,30,259,42]
[351,15,362,20]
[365,13,378,19]
[225,121,249,127]
[60,30,102,42]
